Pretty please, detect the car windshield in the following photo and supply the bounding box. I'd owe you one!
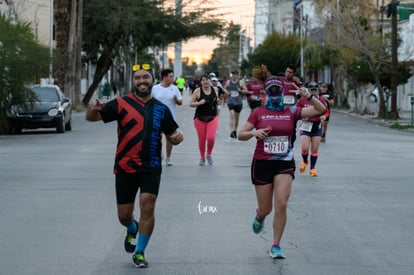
[31,87,59,102]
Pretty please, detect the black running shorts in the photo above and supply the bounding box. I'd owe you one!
[251,159,295,185]
[115,172,161,204]
[248,100,262,110]
[227,103,243,113]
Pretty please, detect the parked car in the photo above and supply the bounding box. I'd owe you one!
[368,86,390,103]
[7,84,72,134]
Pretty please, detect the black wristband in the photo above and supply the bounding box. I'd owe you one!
[307,94,313,100]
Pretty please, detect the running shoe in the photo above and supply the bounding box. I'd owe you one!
[269,245,285,259]
[165,158,172,166]
[199,159,205,166]
[206,156,213,165]
[124,220,138,253]
[252,215,264,234]
[299,162,308,173]
[310,168,318,177]
[132,252,148,268]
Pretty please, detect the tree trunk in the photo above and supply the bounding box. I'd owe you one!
[74,0,83,106]
[64,0,77,102]
[368,59,387,118]
[54,0,69,90]
[389,7,399,119]
[82,49,114,105]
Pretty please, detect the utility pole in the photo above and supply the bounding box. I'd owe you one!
[387,0,400,119]
[174,0,182,78]
[49,0,54,84]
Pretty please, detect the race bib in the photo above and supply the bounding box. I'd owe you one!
[284,95,296,105]
[263,136,288,154]
[299,121,313,132]
[230,90,239,97]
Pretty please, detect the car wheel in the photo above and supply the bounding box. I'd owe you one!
[65,119,72,131]
[9,128,22,135]
[56,115,65,133]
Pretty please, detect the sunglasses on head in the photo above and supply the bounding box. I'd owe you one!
[133,64,151,71]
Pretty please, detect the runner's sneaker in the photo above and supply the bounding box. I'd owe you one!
[206,156,213,165]
[165,158,172,166]
[252,215,264,234]
[132,252,148,268]
[310,168,318,177]
[124,220,138,253]
[199,159,205,166]
[269,245,285,259]
[299,162,308,173]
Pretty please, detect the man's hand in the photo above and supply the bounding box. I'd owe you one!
[85,99,104,121]
[92,99,105,111]
[167,130,183,145]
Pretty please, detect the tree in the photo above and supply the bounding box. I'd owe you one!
[54,0,69,91]
[314,0,411,119]
[0,15,50,133]
[80,0,224,105]
[245,32,301,76]
[205,23,246,78]
[64,0,83,105]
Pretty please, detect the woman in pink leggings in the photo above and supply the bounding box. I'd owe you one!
[189,74,221,165]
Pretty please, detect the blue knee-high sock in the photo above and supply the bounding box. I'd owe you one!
[134,233,151,254]
[127,220,138,234]
[310,154,318,169]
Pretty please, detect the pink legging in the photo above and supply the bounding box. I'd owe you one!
[194,116,219,159]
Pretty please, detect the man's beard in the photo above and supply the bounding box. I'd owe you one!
[132,84,152,98]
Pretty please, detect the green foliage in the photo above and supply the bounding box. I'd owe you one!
[305,42,341,71]
[390,123,414,130]
[246,33,301,76]
[82,0,223,62]
[81,0,224,104]
[0,15,50,134]
[349,58,411,88]
[205,24,242,77]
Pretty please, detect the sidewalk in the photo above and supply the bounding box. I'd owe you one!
[332,108,414,133]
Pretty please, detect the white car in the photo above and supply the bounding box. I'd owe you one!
[368,87,389,103]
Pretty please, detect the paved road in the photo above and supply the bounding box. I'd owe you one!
[1,94,414,275]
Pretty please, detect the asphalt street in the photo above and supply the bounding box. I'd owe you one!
[1,93,414,275]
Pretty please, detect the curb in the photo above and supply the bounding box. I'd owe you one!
[332,109,414,133]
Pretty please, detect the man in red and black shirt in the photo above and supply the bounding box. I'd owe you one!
[86,65,183,268]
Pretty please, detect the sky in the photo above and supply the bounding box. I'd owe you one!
[167,0,255,64]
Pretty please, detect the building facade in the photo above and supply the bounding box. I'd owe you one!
[7,0,51,46]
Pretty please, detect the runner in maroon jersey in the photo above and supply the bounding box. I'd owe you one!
[85,64,183,268]
[246,67,265,113]
[281,64,302,106]
[296,82,330,177]
[238,66,325,259]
